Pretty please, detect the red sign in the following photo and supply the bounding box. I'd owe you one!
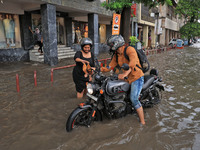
[131,4,137,17]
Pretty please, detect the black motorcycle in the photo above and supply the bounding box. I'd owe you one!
[66,59,164,132]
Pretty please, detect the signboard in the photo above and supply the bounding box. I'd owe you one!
[131,4,137,17]
[154,19,162,35]
[112,13,121,35]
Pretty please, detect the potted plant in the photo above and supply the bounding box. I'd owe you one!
[129,36,140,49]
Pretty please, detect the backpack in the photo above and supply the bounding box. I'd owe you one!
[116,46,150,73]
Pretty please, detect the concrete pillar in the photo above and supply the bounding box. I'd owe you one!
[88,13,99,56]
[135,22,138,38]
[131,20,134,36]
[20,11,33,50]
[151,27,156,48]
[160,28,165,46]
[175,32,177,38]
[143,25,148,48]
[166,29,169,45]
[41,4,58,66]
[169,30,172,40]
[65,17,72,47]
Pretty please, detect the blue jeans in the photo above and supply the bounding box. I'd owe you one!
[130,76,144,109]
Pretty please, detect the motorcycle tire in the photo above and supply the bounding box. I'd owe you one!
[66,107,101,132]
[142,88,161,108]
[150,88,161,105]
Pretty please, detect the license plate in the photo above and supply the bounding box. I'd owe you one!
[86,93,98,101]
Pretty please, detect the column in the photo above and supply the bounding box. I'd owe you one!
[143,25,148,48]
[20,11,33,50]
[41,4,58,66]
[134,22,138,38]
[166,29,169,45]
[88,13,99,56]
[151,27,156,48]
[65,17,72,47]
[160,28,165,46]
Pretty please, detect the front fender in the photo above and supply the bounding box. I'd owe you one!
[78,103,92,109]
[78,103,103,121]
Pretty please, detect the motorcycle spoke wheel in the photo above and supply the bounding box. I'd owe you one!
[151,88,161,104]
[72,110,91,129]
[66,107,102,132]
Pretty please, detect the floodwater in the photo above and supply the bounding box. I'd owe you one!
[0,46,200,150]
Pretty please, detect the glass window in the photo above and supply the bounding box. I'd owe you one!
[0,13,21,49]
[31,14,42,32]
[31,14,66,45]
[56,17,66,45]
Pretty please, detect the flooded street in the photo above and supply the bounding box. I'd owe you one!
[0,46,200,150]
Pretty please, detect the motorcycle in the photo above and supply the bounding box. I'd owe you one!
[66,58,164,132]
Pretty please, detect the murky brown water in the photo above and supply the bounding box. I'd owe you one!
[0,47,200,150]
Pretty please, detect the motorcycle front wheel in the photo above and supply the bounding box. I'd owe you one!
[66,107,101,132]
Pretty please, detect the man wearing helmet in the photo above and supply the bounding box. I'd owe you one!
[101,35,145,125]
[72,38,95,98]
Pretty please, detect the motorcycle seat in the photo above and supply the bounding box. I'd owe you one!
[142,75,155,91]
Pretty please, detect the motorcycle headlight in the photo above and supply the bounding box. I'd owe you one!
[87,83,95,95]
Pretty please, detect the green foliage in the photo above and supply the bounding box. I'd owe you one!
[135,0,172,8]
[175,0,200,22]
[101,0,132,13]
[180,22,200,39]
[101,0,172,12]
[129,36,139,46]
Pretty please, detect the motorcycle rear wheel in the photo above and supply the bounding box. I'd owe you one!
[66,107,101,132]
[151,88,161,104]
[141,88,161,108]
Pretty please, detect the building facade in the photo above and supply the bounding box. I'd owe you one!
[159,1,184,46]
[137,3,157,48]
[133,0,183,48]
[0,0,113,65]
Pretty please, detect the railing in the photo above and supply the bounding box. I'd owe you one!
[50,58,111,83]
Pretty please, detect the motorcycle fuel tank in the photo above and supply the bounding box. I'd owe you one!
[106,80,130,95]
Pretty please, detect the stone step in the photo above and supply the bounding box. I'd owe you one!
[58,47,72,50]
[31,52,75,58]
[30,54,74,62]
[30,50,75,55]
[36,55,74,62]
[32,48,74,52]
[58,55,75,59]
[29,48,75,62]
[57,49,75,53]
[33,45,68,49]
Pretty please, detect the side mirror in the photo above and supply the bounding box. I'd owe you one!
[121,63,129,71]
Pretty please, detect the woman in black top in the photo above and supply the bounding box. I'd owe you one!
[72,38,95,98]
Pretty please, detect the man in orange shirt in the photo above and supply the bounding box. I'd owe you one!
[101,35,145,125]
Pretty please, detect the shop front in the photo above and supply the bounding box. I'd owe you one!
[0,0,112,64]
[0,13,21,49]
[0,11,28,62]
[72,21,88,44]
[31,13,66,45]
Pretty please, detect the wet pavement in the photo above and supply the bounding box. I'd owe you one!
[0,45,200,150]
